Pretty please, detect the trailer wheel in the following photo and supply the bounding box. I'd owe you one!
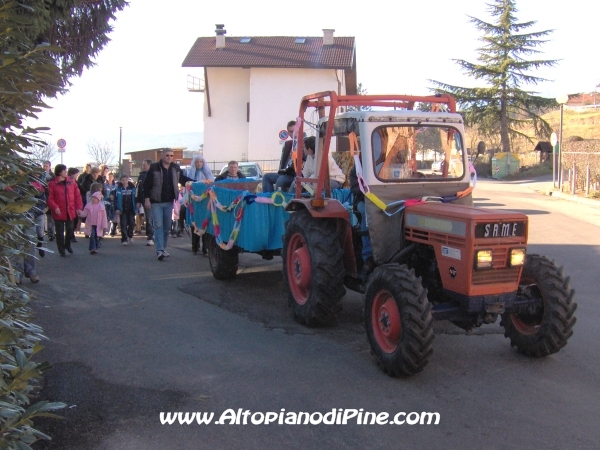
[501,254,576,357]
[282,209,345,326]
[365,264,434,377]
[207,234,239,280]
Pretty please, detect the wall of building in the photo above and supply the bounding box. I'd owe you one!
[203,67,250,162]
[247,68,343,161]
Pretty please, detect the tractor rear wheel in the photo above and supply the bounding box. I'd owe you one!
[365,264,434,377]
[207,234,239,280]
[282,209,345,326]
[501,254,576,357]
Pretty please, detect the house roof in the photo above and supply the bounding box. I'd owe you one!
[534,141,553,152]
[181,36,355,69]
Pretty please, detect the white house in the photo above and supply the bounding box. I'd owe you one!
[182,25,357,162]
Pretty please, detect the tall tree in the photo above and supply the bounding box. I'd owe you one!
[430,0,557,153]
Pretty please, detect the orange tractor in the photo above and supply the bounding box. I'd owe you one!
[280,91,577,376]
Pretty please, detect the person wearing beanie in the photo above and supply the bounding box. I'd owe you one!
[78,191,108,254]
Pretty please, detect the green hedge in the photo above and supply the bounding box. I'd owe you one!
[0,273,65,449]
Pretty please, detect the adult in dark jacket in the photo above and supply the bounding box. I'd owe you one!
[80,166,104,204]
[262,121,297,192]
[135,159,154,245]
[42,160,56,241]
[143,149,192,260]
[47,164,83,256]
[76,163,92,205]
[214,161,247,181]
[350,165,373,281]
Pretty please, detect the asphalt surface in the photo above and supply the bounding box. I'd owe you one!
[27,178,600,450]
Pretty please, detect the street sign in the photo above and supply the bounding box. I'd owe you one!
[278,130,289,140]
[550,132,558,147]
[57,138,67,149]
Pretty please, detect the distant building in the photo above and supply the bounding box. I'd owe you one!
[182,25,357,162]
[125,147,190,177]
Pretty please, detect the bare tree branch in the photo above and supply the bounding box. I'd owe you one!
[86,140,116,166]
[24,141,58,164]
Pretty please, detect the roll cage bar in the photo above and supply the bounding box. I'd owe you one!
[292,91,457,204]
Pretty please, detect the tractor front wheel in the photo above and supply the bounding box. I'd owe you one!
[501,254,576,357]
[365,264,434,377]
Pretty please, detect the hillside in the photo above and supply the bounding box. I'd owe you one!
[542,108,600,140]
[464,107,600,155]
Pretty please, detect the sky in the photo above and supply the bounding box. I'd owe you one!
[28,0,600,166]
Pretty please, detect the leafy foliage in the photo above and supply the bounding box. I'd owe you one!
[1,1,128,447]
[430,0,557,152]
[0,278,66,449]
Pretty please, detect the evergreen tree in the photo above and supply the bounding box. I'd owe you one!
[430,0,557,153]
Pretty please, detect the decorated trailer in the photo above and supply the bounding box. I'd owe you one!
[185,91,577,377]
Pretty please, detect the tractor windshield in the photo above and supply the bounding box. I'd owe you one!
[372,125,465,181]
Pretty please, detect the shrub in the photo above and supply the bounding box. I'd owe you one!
[0,273,65,449]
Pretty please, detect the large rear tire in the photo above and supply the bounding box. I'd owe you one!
[365,264,434,377]
[501,254,576,357]
[282,209,345,326]
[207,234,239,280]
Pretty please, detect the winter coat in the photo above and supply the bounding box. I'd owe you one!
[47,176,83,221]
[80,192,108,236]
[80,173,105,204]
[215,171,246,181]
[115,181,135,214]
[115,181,137,212]
[143,162,192,204]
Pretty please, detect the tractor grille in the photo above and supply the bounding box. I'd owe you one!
[472,267,520,285]
[405,228,466,248]
[472,247,520,285]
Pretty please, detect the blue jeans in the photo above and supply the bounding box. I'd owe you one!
[151,202,173,253]
[89,226,99,251]
[357,201,372,261]
[262,172,294,193]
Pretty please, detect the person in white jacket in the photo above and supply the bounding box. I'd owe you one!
[295,136,345,192]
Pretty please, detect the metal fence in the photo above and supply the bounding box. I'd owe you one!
[560,151,600,196]
[203,159,280,176]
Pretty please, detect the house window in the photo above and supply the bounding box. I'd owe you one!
[240,37,251,43]
[295,38,306,44]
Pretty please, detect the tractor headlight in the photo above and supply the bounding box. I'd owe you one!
[475,250,493,269]
[509,248,526,267]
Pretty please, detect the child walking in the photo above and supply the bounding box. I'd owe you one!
[78,191,108,254]
[115,174,137,246]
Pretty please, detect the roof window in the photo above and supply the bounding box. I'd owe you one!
[240,37,251,43]
[295,38,306,44]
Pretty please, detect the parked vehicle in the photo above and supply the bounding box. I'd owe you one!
[190,91,577,377]
[431,160,444,173]
[219,162,264,181]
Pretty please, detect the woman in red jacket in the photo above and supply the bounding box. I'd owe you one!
[47,164,83,256]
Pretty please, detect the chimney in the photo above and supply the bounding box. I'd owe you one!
[215,24,226,49]
[322,29,335,46]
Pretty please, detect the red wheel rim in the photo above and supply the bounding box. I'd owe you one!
[511,277,543,335]
[286,233,311,305]
[371,289,401,353]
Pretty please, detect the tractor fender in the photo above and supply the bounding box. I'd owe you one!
[286,198,350,221]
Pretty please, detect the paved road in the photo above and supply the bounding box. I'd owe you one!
[30,180,599,450]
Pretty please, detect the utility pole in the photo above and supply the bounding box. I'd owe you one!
[119,126,122,172]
